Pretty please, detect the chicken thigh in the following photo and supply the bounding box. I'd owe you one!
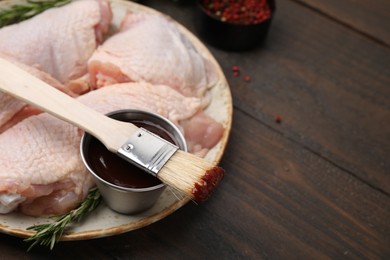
[0,0,112,91]
[88,12,217,100]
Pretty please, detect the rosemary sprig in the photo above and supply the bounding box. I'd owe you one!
[24,187,102,251]
[0,0,71,28]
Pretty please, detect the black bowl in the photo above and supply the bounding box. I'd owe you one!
[194,0,276,51]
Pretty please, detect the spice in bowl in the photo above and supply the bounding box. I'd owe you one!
[195,0,275,51]
[201,0,271,25]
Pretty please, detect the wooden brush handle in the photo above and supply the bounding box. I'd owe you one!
[0,57,137,151]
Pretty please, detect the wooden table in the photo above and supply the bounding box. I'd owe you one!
[1,0,389,258]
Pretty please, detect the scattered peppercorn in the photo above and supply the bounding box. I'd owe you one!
[200,0,271,25]
[275,115,282,124]
[243,74,251,82]
[231,65,252,82]
[232,65,240,77]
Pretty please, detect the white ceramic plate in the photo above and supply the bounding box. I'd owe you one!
[0,0,232,240]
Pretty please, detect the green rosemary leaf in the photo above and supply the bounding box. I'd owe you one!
[0,0,71,28]
[24,187,102,251]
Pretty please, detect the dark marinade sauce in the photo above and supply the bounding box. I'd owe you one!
[87,120,177,189]
[192,166,225,202]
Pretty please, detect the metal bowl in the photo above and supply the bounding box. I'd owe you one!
[80,109,187,214]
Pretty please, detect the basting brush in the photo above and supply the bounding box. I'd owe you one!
[0,57,224,202]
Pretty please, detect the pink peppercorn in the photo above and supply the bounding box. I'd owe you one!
[200,0,271,25]
[232,65,240,77]
[243,75,251,82]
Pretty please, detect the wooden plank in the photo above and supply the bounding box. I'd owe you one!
[144,0,390,193]
[210,2,390,193]
[215,110,390,258]
[294,0,390,46]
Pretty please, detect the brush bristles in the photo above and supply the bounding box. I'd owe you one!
[157,150,225,202]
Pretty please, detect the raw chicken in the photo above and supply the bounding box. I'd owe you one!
[0,0,112,92]
[0,54,71,133]
[181,112,224,157]
[88,12,217,100]
[80,83,224,156]
[0,82,224,216]
[0,112,92,216]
